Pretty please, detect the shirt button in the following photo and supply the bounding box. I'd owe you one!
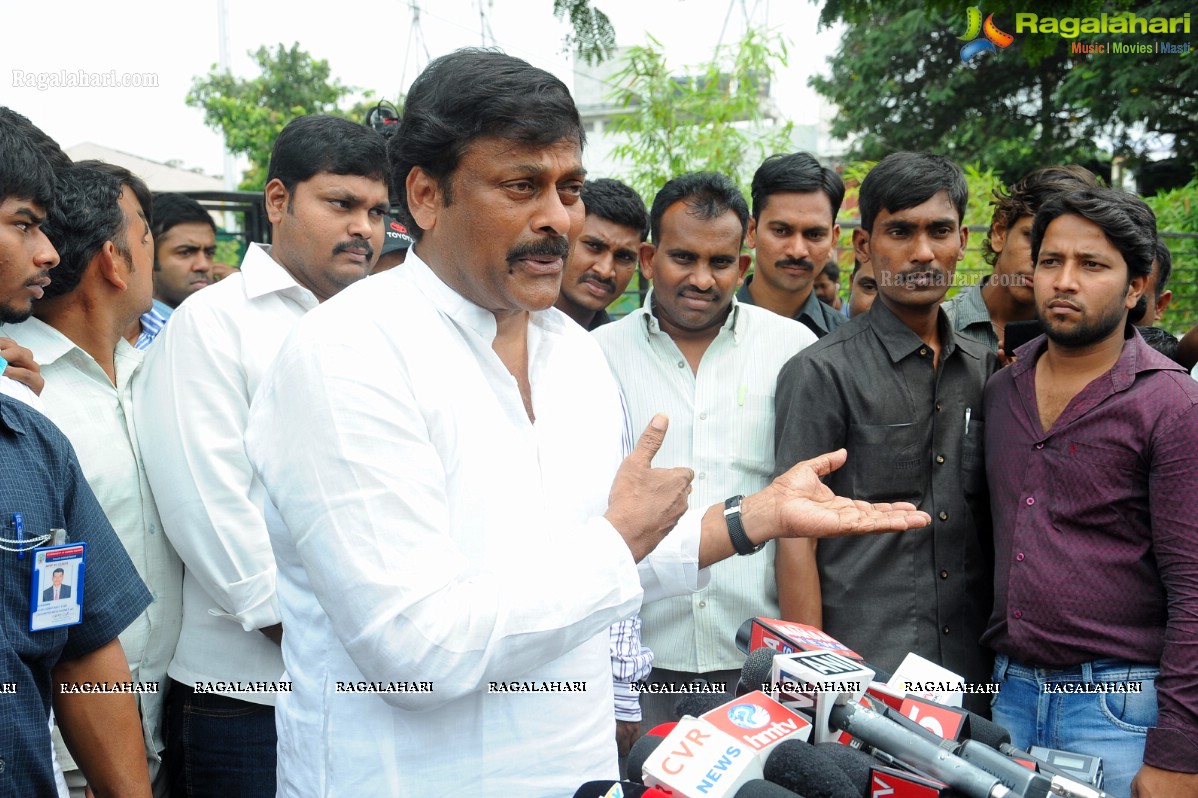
[677,361,685,368]
[1016,552,1025,562]
[699,412,707,420]
[1035,443,1044,450]
[935,455,945,464]
[940,570,949,580]
[938,511,949,521]
[943,626,950,635]
[1014,610,1023,619]
[1026,497,1035,506]
[935,403,942,412]
[698,601,707,608]
[920,348,928,356]
[698,472,705,480]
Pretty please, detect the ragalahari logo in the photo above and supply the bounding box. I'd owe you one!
[959,6,1015,63]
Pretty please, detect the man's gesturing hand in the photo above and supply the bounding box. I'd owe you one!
[605,414,693,562]
[752,449,931,541]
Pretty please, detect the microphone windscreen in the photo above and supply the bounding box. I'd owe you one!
[965,713,1012,748]
[734,778,808,797]
[763,740,861,798]
[625,733,664,784]
[814,742,874,796]
[741,647,778,692]
[573,781,667,798]
[674,691,728,720]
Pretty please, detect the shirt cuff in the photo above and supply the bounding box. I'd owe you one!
[217,570,281,631]
[613,681,642,722]
[636,507,710,604]
[1144,725,1198,774]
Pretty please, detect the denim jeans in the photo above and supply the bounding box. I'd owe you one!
[991,654,1158,798]
[165,679,277,797]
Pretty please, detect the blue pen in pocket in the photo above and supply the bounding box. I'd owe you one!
[13,512,25,559]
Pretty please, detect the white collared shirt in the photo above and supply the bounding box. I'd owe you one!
[0,317,183,765]
[135,243,315,703]
[593,293,816,671]
[244,252,708,797]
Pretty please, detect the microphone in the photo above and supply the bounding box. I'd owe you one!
[868,763,966,797]
[762,740,867,798]
[772,650,1051,798]
[627,733,667,784]
[815,742,875,796]
[737,618,866,663]
[734,779,808,797]
[677,691,735,720]
[741,647,782,695]
[640,691,814,797]
[573,781,672,797]
[997,745,1107,798]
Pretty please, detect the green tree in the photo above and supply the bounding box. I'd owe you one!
[554,0,617,65]
[812,0,1195,183]
[188,43,366,190]
[606,27,795,201]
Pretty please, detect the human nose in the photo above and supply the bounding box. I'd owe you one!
[911,232,935,264]
[532,190,575,239]
[689,263,716,291]
[347,208,375,240]
[33,229,59,270]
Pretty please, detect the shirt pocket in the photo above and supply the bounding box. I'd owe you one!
[960,420,986,500]
[1047,440,1144,532]
[847,422,924,503]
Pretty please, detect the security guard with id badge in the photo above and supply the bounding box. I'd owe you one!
[0,110,153,797]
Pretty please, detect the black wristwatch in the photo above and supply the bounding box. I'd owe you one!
[724,495,764,556]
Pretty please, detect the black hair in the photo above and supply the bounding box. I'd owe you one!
[582,178,648,241]
[41,164,125,300]
[750,152,845,221]
[858,152,967,233]
[389,48,585,238]
[983,164,1099,266]
[819,260,840,283]
[1138,326,1181,363]
[151,192,216,242]
[52,568,64,576]
[649,172,749,245]
[1031,188,1157,282]
[0,107,57,209]
[1130,237,1175,324]
[266,115,389,197]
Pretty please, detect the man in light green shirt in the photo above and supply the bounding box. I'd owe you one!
[593,172,817,730]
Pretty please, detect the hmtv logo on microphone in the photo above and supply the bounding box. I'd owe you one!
[701,692,812,752]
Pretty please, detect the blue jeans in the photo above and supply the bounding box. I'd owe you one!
[991,654,1158,798]
[165,679,277,797]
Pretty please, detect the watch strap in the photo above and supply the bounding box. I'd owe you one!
[724,495,763,556]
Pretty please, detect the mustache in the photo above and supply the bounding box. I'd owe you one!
[507,237,570,264]
[775,258,816,270]
[579,271,616,291]
[679,287,719,301]
[333,240,375,260]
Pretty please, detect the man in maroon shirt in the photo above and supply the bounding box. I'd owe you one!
[983,187,1198,798]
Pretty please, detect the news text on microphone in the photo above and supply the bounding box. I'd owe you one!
[335,681,434,693]
[487,681,588,693]
[1041,680,1143,694]
[628,681,728,694]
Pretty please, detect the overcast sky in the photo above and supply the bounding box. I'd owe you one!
[2,0,842,182]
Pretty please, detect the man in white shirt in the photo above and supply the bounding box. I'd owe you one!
[1,161,182,797]
[135,115,389,798]
[243,49,929,798]
[594,172,819,731]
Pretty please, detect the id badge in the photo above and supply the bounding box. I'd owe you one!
[30,541,86,632]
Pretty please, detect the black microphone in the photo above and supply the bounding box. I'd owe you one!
[815,742,875,796]
[626,733,666,784]
[734,778,808,797]
[741,647,781,694]
[763,740,863,798]
[675,691,732,720]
